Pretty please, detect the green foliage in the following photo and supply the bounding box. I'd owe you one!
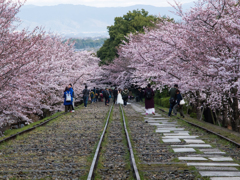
[97,9,161,65]
[154,97,170,108]
[64,38,107,49]
[190,112,197,119]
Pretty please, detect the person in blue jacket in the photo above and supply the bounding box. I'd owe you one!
[63,87,73,113]
[68,84,75,112]
[174,89,185,118]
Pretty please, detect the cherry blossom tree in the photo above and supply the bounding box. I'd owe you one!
[105,0,240,131]
[0,0,102,127]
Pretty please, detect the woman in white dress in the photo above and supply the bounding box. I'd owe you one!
[117,89,124,104]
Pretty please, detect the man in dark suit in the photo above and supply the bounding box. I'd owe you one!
[113,87,118,104]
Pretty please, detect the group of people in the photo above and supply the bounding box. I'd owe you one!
[63,83,184,118]
[63,85,133,112]
[168,84,185,118]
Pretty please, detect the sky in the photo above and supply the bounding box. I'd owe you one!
[22,0,194,7]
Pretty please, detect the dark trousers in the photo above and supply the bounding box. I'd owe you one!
[83,96,88,107]
[168,102,176,116]
[65,105,72,112]
[139,95,143,102]
[113,96,117,104]
[105,97,109,105]
[123,98,127,106]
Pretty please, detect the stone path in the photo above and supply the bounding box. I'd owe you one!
[131,103,240,180]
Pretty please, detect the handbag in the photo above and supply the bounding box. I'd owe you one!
[180,99,185,105]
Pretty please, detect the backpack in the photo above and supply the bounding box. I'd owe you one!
[145,89,152,99]
[66,92,71,102]
[90,92,94,98]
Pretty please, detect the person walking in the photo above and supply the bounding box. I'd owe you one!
[92,87,97,102]
[168,84,178,117]
[129,89,133,100]
[63,87,73,112]
[174,90,185,118]
[104,88,110,106]
[139,88,144,102]
[144,84,155,115]
[68,84,75,112]
[90,90,95,104]
[113,87,118,104]
[122,88,129,106]
[82,85,90,108]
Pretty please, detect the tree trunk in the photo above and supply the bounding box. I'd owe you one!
[222,95,231,129]
[230,87,239,132]
[196,91,202,120]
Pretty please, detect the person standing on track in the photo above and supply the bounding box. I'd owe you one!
[63,87,73,112]
[104,88,110,106]
[168,84,178,117]
[113,87,118,104]
[68,84,75,112]
[144,84,155,115]
[82,85,90,108]
[122,88,129,107]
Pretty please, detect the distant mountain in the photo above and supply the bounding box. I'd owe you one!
[17,3,194,37]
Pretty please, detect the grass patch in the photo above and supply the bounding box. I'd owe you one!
[121,105,145,180]
[94,105,114,180]
[0,111,64,142]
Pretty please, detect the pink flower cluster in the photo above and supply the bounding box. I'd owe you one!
[0,0,101,127]
[104,0,240,130]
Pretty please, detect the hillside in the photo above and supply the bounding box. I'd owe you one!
[17,3,194,37]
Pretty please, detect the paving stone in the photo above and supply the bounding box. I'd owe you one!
[204,152,226,154]
[196,167,239,171]
[155,130,171,133]
[173,131,190,133]
[184,139,205,144]
[164,133,190,136]
[162,139,181,143]
[211,177,240,180]
[187,163,240,166]
[157,128,185,131]
[173,148,196,152]
[199,171,240,177]
[171,144,211,148]
[200,149,226,154]
[209,157,234,161]
[200,149,223,152]
[163,136,198,139]
[188,155,224,158]
[178,157,207,161]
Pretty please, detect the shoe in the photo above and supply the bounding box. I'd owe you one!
[174,113,177,116]
[168,115,171,117]
[72,110,75,112]
[182,116,185,118]
[146,113,148,115]
[152,112,155,115]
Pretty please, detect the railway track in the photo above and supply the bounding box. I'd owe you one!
[0,102,110,179]
[87,104,140,180]
[0,101,239,179]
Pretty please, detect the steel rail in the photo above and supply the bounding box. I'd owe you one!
[87,104,113,180]
[159,108,240,148]
[120,105,141,180]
